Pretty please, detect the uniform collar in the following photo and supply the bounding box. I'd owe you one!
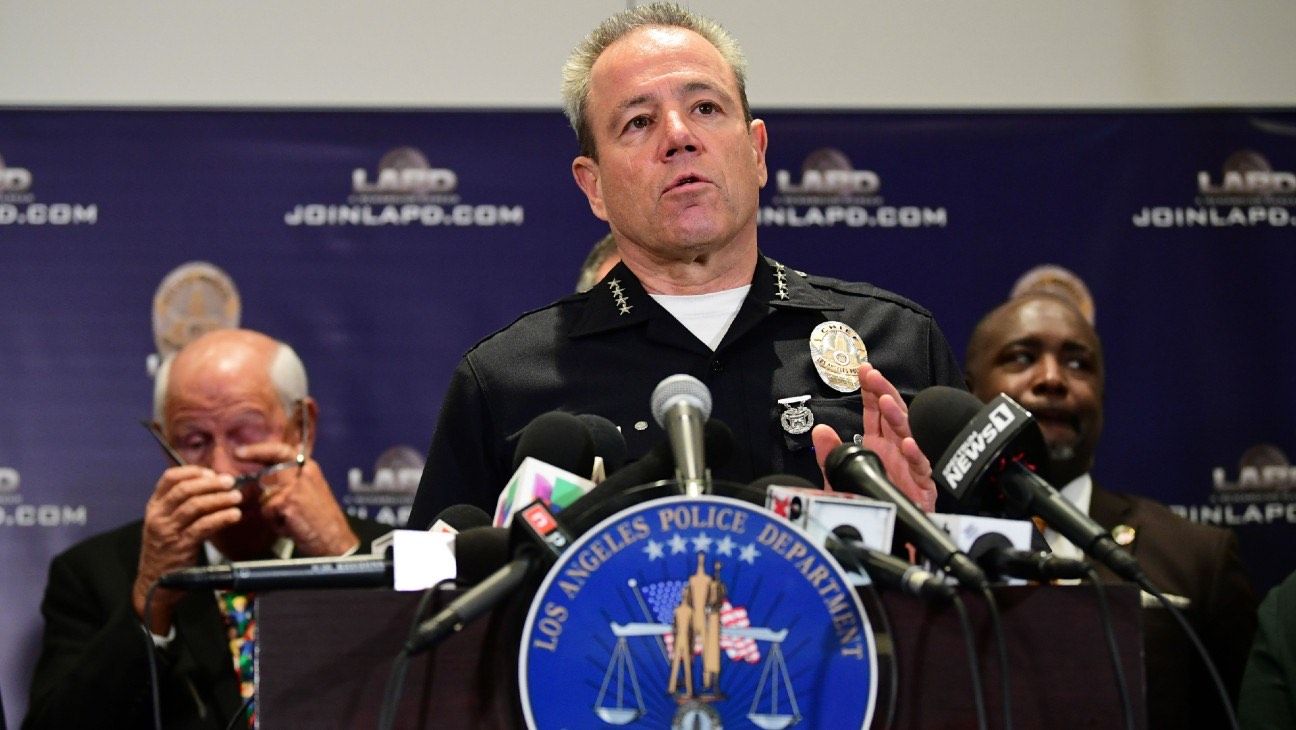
[568,253,840,339]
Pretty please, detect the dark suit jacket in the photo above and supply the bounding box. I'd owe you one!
[23,516,390,730]
[1088,484,1257,730]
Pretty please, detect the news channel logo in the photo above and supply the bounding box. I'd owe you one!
[520,495,877,729]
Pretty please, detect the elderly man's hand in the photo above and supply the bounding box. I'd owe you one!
[237,442,359,558]
[811,363,937,512]
[132,465,242,633]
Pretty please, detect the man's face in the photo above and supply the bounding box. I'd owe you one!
[967,297,1104,483]
[572,26,768,264]
[163,347,295,494]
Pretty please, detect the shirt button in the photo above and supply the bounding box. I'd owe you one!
[710,359,723,373]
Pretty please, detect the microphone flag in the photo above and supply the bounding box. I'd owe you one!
[493,456,596,527]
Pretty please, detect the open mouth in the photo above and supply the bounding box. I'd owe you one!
[665,174,707,193]
[1030,407,1080,434]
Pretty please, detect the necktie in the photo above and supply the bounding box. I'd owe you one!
[217,590,256,727]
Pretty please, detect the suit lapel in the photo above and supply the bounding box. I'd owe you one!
[172,579,244,725]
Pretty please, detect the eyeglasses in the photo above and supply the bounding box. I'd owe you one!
[140,399,310,493]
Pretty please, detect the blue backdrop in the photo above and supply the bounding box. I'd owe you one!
[2,108,1293,725]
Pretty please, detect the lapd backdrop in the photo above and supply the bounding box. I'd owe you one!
[2,108,1294,723]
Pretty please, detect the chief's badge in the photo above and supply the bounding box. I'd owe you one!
[809,321,868,393]
[778,395,814,435]
[519,495,878,729]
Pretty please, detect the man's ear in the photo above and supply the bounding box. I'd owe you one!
[301,397,319,452]
[572,156,609,222]
[749,118,769,188]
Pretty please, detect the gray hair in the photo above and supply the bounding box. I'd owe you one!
[561,2,751,159]
[152,341,309,426]
[575,232,620,292]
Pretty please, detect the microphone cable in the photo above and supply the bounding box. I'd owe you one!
[950,592,990,730]
[1084,568,1135,730]
[379,576,460,730]
[814,525,899,730]
[142,579,164,730]
[1138,575,1240,730]
[978,586,1013,730]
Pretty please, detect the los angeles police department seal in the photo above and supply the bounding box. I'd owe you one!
[809,321,868,393]
[152,261,241,360]
[519,495,877,730]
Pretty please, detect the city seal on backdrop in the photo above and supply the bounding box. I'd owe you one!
[519,495,877,730]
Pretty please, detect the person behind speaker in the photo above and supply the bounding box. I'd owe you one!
[964,291,1257,729]
[24,329,387,730]
[409,3,963,527]
[575,232,621,293]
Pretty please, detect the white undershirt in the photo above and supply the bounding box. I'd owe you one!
[650,285,751,351]
[1041,472,1093,562]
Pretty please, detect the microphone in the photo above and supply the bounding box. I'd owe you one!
[650,374,712,496]
[556,419,737,534]
[511,411,595,475]
[405,556,531,654]
[828,526,954,601]
[967,532,1090,582]
[158,554,393,591]
[430,504,492,532]
[451,526,511,585]
[578,413,628,475]
[824,444,989,590]
[909,386,1143,582]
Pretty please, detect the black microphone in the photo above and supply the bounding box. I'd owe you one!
[431,504,492,531]
[556,419,737,534]
[578,413,628,474]
[828,526,954,601]
[511,411,595,476]
[405,556,531,654]
[158,554,393,591]
[650,374,712,496]
[910,386,1143,583]
[824,444,989,590]
[451,526,511,585]
[967,532,1090,582]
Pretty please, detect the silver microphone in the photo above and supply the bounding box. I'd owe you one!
[650,374,712,497]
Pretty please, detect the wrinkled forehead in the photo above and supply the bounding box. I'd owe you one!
[589,25,738,106]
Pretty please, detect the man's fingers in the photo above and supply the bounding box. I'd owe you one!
[810,424,844,490]
[900,438,932,480]
[181,507,244,543]
[877,394,913,440]
[165,488,244,530]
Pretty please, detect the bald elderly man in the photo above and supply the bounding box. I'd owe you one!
[964,292,1257,729]
[25,329,387,730]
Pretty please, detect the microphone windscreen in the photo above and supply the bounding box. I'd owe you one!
[908,385,985,462]
[511,411,595,476]
[452,526,511,585]
[578,414,628,473]
[432,504,492,531]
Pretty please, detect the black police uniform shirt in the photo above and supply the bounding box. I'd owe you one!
[408,255,964,528]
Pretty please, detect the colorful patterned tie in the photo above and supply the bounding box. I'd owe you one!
[217,590,256,728]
